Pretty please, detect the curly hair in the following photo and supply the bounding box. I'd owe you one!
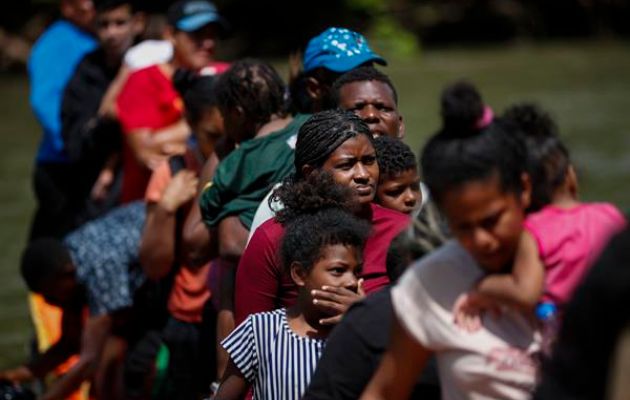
[281,207,370,274]
[332,66,398,105]
[294,109,373,178]
[502,103,570,211]
[373,135,417,181]
[272,170,358,225]
[214,58,287,129]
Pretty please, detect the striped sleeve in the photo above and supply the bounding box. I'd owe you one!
[222,315,258,382]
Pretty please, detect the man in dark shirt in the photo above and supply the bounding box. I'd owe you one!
[60,0,144,230]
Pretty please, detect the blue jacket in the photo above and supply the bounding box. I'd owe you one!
[29,19,97,164]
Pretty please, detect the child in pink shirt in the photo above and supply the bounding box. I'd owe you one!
[454,104,626,331]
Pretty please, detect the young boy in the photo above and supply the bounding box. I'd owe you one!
[372,136,422,215]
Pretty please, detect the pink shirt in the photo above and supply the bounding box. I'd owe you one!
[525,203,626,305]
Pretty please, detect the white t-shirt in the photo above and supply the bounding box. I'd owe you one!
[124,40,173,71]
[392,240,541,400]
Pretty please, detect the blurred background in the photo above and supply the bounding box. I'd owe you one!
[1,0,630,368]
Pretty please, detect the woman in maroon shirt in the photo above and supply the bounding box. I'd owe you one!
[234,110,410,324]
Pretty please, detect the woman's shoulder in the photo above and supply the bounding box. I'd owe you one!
[396,241,483,304]
[370,203,411,229]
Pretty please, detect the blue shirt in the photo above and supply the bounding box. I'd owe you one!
[63,201,146,316]
[29,20,97,164]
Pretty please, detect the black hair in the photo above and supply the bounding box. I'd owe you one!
[332,66,398,105]
[272,170,358,225]
[421,82,527,204]
[373,136,417,181]
[288,67,343,114]
[94,0,135,12]
[440,80,485,132]
[385,230,419,283]
[173,69,218,126]
[214,58,287,130]
[20,238,73,293]
[534,226,630,399]
[281,207,370,275]
[503,103,571,211]
[293,109,373,179]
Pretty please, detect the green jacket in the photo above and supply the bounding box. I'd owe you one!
[200,114,311,229]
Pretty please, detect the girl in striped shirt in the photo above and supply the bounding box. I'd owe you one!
[215,206,369,399]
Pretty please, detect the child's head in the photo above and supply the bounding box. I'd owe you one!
[332,66,404,138]
[173,70,223,158]
[420,81,530,273]
[373,136,421,214]
[502,103,574,211]
[214,58,287,143]
[21,239,81,307]
[281,208,370,295]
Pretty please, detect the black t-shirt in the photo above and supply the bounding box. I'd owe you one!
[304,288,441,400]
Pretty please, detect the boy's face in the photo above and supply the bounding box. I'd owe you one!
[299,244,362,294]
[95,4,140,61]
[337,80,404,138]
[376,168,421,214]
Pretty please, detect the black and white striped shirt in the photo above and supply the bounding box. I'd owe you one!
[222,308,326,399]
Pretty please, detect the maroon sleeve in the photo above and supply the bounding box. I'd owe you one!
[234,220,283,325]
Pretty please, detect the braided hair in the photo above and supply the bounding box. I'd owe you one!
[214,58,287,129]
[372,136,416,181]
[294,109,373,178]
[332,66,398,105]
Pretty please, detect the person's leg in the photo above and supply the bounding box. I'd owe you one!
[94,335,128,400]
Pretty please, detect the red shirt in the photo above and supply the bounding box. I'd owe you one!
[117,62,230,203]
[234,203,410,324]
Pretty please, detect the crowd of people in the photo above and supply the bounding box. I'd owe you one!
[0,0,628,399]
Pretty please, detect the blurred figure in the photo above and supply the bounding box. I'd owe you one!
[115,0,229,203]
[140,72,223,400]
[534,225,630,400]
[0,202,147,400]
[60,0,145,229]
[28,0,97,240]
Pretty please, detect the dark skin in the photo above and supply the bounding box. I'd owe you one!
[337,80,404,138]
[301,134,379,323]
[0,271,119,400]
[361,174,532,400]
[215,244,362,399]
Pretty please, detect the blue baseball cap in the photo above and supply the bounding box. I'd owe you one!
[167,0,228,33]
[303,27,387,73]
